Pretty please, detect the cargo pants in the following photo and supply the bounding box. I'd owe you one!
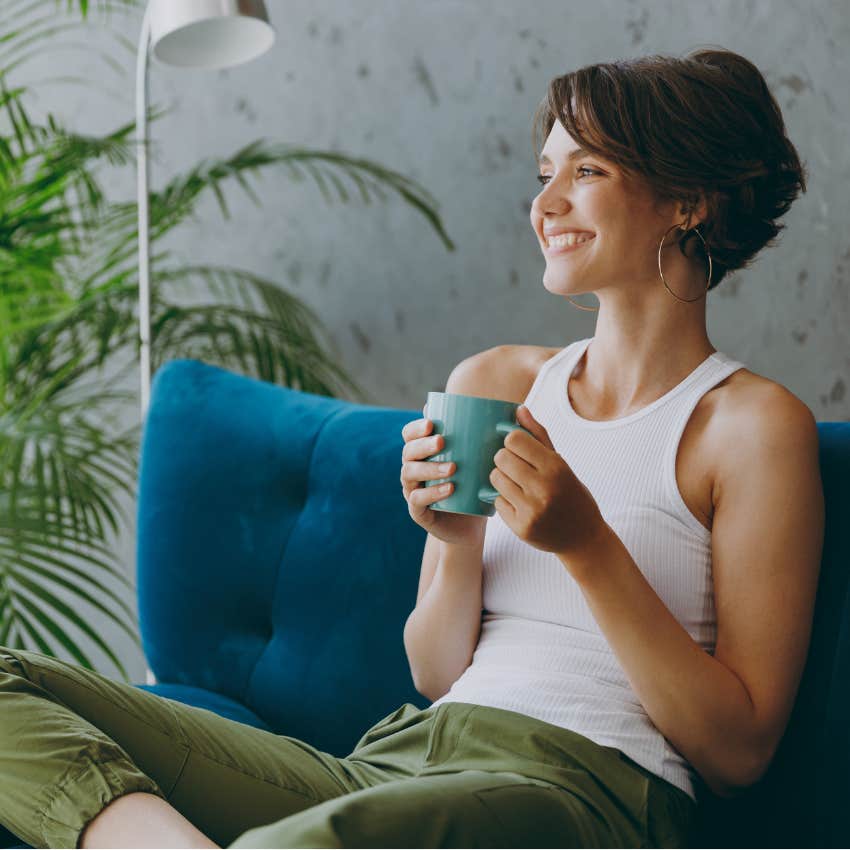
[0,648,697,848]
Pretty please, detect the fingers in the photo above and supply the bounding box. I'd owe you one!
[402,430,444,462]
[401,458,455,494]
[492,446,533,486]
[407,479,454,519]
[488,466,522,506]
[401,416,431,442]
[400,417,455,515]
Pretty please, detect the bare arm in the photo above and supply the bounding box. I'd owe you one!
[403,535,485,701]
[403,345,538,701]
[559,387,824,796]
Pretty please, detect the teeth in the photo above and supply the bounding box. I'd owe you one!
[548,232,593,248]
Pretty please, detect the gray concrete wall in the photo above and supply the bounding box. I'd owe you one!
[12,0,848,681]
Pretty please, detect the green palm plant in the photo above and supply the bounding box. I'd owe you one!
[0,0,456,679]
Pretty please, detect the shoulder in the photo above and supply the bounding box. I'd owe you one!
[712,368,818,440]
[446,344,564,404]
[708,368,820,486]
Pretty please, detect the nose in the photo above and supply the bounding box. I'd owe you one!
[535,176,571,212]
[531,182,570,229]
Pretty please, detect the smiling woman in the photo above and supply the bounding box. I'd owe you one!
[403,44,822,850]
[530,48,809,294]
[0,43,823,850]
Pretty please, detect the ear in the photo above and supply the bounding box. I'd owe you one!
[679,192,710,231]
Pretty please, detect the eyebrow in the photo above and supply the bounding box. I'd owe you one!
[538,147,594,166]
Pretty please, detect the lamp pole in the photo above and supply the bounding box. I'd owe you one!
[133,0,274,686]
[135,0,275,420]
[136,4,153,421]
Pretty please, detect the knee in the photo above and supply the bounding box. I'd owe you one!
[229,796,361,849]
[230,790,416,849]
[0,647,48,689]
[231,779,498,848]
[0,646,37,679]
[0,647,26,677]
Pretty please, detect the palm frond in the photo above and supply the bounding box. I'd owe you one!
[12,579,129,676]
[0,486,141,679]
[151,265,372,400]
[0,0,139,87]
[0,0,458,679]
[1,383,141,534]
[100,140,458,254]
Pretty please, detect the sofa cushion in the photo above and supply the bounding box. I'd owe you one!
[137,360,429,758]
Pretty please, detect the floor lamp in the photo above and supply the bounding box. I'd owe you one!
[136,0,274,422]
[135,0,275,684]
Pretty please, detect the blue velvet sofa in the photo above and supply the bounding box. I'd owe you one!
[1,358,848,848]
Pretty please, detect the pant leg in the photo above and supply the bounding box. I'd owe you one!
[0,648,379,848]
[229,770,617,849]
[230,702,634,848]
[230,701,696,849]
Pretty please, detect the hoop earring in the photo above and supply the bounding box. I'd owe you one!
[658,223,713,303]
[566,295,599,312]
[564,223,712,310]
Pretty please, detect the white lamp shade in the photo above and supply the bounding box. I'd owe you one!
[148,0,275,69]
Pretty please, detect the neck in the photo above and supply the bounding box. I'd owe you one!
[576,289,714,416]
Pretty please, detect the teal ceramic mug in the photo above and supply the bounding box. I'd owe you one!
[423,391,532,517]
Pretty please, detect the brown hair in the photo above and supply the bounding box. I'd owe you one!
[531,47,808,290]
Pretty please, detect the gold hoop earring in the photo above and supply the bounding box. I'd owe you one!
[566,295,599,312]
[563,223,712,310]
[658,222,713,303]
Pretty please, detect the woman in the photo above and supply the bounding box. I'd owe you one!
[401,47,824,847]
[0,48,824,849]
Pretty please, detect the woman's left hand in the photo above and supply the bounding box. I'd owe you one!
[490,405,610,561]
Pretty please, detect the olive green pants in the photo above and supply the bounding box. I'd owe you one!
[0,647,696,848]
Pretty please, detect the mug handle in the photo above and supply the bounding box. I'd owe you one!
[478,421,533,504]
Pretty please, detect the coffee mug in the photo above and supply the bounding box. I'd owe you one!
[423,391,532,517]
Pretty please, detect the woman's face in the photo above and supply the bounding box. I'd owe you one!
[530,119,680,301]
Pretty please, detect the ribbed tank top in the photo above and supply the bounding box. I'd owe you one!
[430,337,747,800]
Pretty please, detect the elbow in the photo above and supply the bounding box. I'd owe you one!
[411,673,446,703]
[733,734,780,791]
[417,684,440,702]
[734,757,774,794]
[403,626,437,701]
[706,743,777,798]
[413,676,442,702]
[706,773,759,800]
[404,643,444,703]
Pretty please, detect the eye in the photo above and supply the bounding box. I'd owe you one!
[536,166,599,186]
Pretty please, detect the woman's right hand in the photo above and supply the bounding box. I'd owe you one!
[400,414,488,547]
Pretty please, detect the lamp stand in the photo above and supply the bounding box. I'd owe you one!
[136,5,152,419]
[135,4,156,686]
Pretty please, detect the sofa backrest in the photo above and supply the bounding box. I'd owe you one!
[138,360,429,756]
[138,359,850,848]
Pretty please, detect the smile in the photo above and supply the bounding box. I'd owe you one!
[544,235,595,256]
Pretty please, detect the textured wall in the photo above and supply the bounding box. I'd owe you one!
[19,0,849,679]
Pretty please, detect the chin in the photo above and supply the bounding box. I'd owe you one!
[545,286,586,300]
[541,274,583,298]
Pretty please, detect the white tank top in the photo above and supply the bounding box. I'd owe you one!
[430,337,747,800]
